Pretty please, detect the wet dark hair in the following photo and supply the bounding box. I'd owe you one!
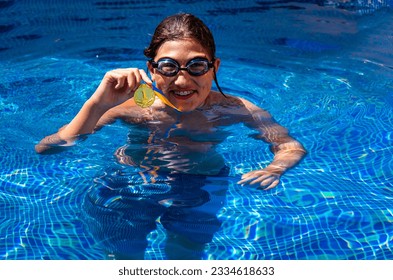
[144,13,226,97]
[144,13,215,59]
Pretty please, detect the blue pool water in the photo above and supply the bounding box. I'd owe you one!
[1,0,393,260]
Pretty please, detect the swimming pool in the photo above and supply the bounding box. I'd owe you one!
[1,0,392,260]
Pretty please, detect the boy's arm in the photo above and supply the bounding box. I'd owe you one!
[238,98,306,190]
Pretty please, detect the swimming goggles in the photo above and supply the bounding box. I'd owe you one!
[134,84,179,111]
[149,57,214,77]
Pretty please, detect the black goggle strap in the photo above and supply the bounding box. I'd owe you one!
[213,65,227,98]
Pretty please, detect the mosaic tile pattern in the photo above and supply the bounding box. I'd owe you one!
[1,0,392,259]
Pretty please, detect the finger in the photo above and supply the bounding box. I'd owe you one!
[238,170,266,184]
[114,75,126,90]
[237,176,256,185]
[134,70,141,86]
[127,70,138,92]
[249,174,271,185]
[260,179,280,191]
[259,176,276,186]
[239,170,259,180]
[139,69,153,85]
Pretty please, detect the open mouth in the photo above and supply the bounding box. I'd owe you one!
[172,90,196,100]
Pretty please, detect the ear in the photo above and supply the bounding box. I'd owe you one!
[146,61,155,81]
[213,58,221,72]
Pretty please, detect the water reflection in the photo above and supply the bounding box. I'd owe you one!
[82,124,230,259]
[83,165,229,259]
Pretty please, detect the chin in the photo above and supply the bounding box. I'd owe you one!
[176,105,195,112]
[170,99,198,112]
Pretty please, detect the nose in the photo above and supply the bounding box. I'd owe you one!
[173,70,191,86]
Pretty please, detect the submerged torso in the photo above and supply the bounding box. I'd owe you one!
[114,95,250,175]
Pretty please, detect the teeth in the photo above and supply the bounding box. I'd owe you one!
[174,90,193,96]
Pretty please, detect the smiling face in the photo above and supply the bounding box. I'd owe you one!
[148,39,220,112]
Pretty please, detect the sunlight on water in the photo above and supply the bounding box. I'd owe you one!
[0,0,392,260]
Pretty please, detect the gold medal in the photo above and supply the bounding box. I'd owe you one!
[134,84,180,111]
[134,84,155,108]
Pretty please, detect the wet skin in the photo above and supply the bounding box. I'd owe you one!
[35,39,306,190]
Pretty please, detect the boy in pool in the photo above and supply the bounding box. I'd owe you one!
[35,13,306,191]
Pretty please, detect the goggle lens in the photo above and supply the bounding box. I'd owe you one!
[151,58,213,77]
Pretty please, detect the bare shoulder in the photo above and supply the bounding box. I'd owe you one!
[207,91,271,117]
[236,96,273,119]
[207,91,243,106]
